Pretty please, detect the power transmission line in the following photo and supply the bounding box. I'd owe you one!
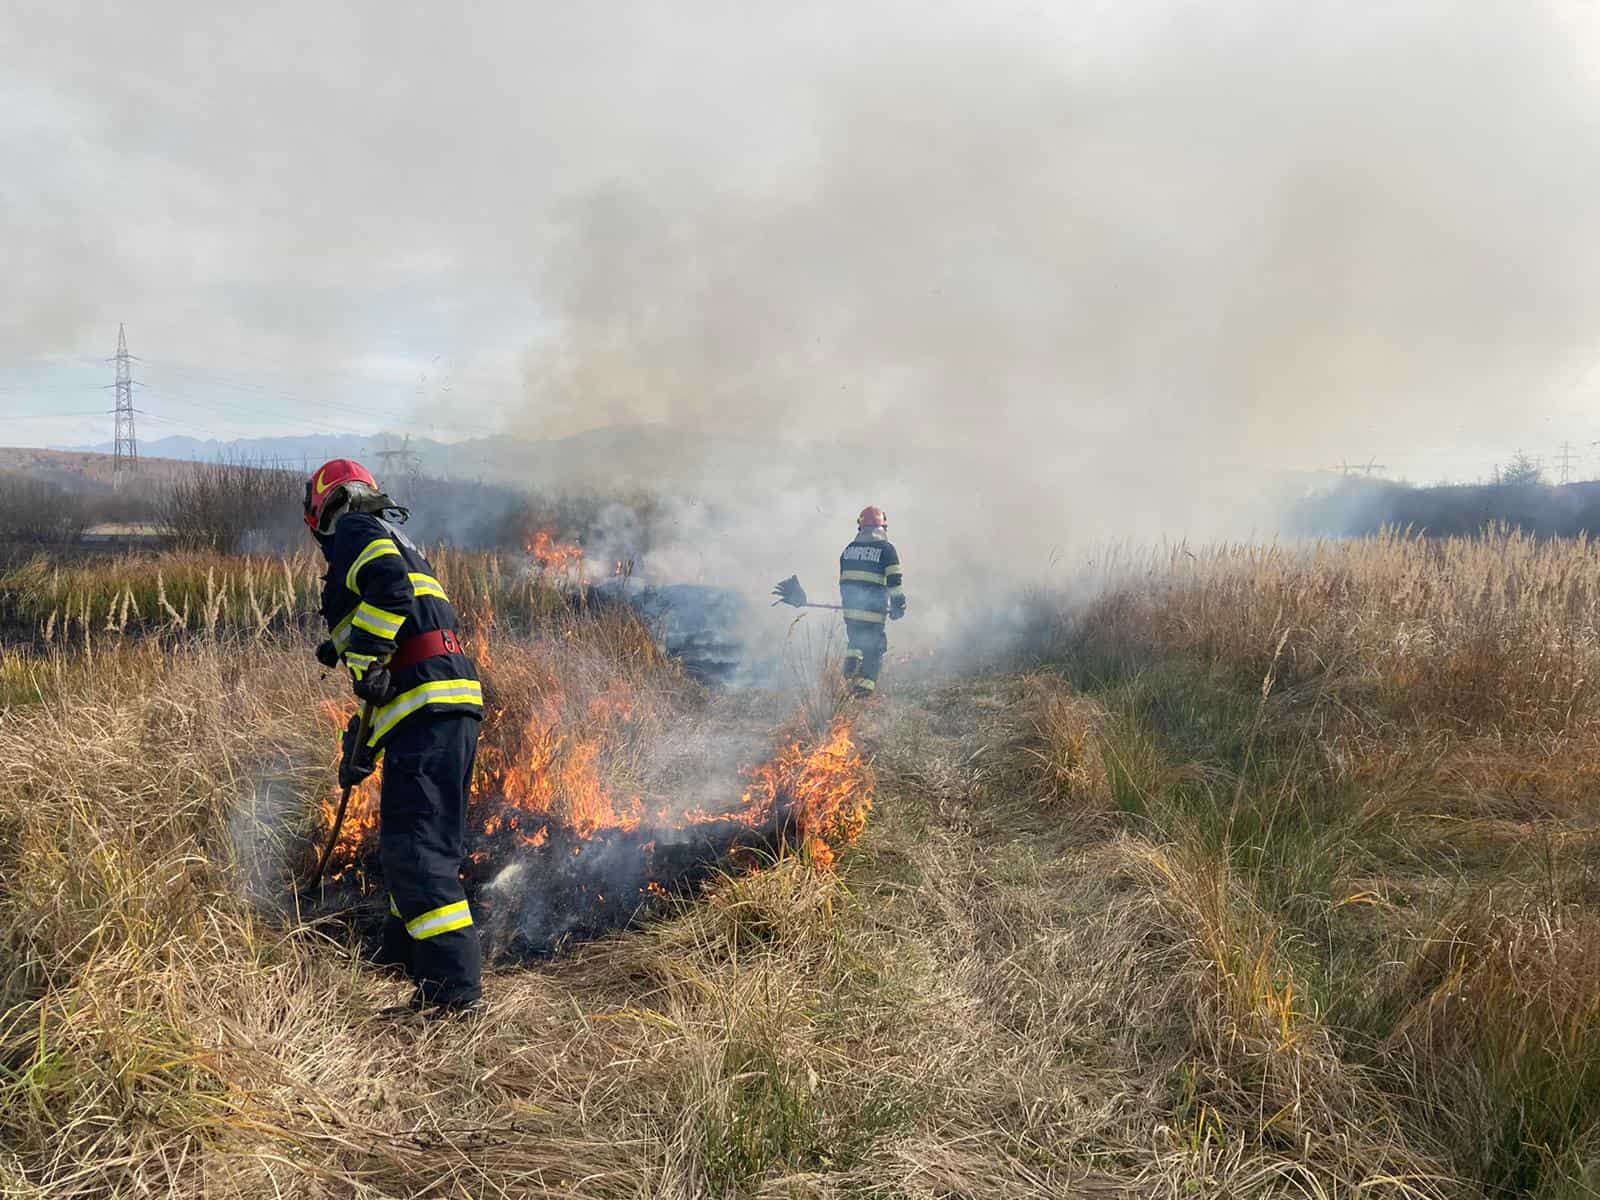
[109,324,138,475]
[3,410,118,421]
[374,433,423,486]
[1325,458,1389,477]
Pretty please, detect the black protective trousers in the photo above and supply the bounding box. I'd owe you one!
[377,713,483,1005]
[842,619,888,695]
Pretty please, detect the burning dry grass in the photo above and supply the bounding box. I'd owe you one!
[312,606,687,879]
[309,610,873,957]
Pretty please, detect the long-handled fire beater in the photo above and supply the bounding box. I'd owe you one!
[770,575,841,612]
[300,702,374,896]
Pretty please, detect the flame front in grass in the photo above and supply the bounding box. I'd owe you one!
[316,698,382,881]
[320,704,872,883]
[476,689,645,838]
[736,719,874,870]
[527,530,584,582]
[311,645,877,952]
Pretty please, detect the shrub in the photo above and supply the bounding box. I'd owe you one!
[0,473,90,547]
[156,458,305,553]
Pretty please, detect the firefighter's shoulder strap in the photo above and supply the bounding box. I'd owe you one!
[376,515,424,559]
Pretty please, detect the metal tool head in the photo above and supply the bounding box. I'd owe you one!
[771,574,809,608]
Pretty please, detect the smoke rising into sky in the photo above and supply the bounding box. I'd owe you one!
[6,1,1600,522]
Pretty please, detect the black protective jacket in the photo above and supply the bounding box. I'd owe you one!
[320,511,482,749]
[838,535,904,624]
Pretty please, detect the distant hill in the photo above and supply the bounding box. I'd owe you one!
[0,446,201,489]
[69,433,452,470]
[65,424,920,497]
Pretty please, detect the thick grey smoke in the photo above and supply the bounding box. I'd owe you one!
[511,0,1600,591]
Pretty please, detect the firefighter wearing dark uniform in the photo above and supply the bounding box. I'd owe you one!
[304,459,485,1014]
[839,505,905,697]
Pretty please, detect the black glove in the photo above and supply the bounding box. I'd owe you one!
[315,639,340,668]
[350,663,395,706]
[890,596,907,621]
[338,712,377,788]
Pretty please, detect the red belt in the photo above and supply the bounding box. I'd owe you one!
[389,628,464,670]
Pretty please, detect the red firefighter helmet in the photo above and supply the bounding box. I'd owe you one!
[304,458,379,533]
[857,505,888,530]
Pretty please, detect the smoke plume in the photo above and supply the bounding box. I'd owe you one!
[506,0,1600,610]
[11,1,1600,617]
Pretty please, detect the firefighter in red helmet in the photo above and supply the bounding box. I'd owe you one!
[304,459,484,1016]
[838,505,905,698]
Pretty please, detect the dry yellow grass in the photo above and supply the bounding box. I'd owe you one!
[1011,674,1115,816]
[3,529,1598,1198]
[1024,528,1600,1199]
[0,545,586,645]
[1060,528,1600,736]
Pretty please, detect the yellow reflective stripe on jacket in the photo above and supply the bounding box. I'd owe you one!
[408,572,448,601]
[343,651,380,679]
[331,611,355,651]
[405,900,473,940]
[345,537,401,593]
[352,602,406,639]
[368,678,484,745]
[840,569,887,585]
[843,608,886,623]
[389,895,402,918]
[844,648,865,661]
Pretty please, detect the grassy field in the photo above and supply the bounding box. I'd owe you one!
[1,531,1597,1198]
[0,546,586,647]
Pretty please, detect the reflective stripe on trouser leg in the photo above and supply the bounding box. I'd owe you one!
[380,712,483,1005]
[843,620,887,689]
[406,900,472,939]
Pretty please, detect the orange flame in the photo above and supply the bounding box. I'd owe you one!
[316,699,383,881]
[316,663,874,891]
[477,693,646,838]
[750,720,874,869]
[527,530,585,581]
[691,720,875,869]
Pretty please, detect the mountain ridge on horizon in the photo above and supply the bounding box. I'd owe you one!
[57,423,920,494]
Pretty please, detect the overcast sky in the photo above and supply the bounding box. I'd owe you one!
[5,1,1600,489]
